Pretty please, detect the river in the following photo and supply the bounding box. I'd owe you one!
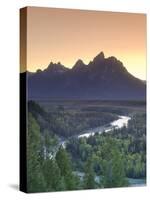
[59,115,131,148]
[73,171,146,187]
[59,115,131,147]
[78,115,131,138]
[58,115,145,187]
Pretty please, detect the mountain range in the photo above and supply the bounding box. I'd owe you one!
[26,52,146,100]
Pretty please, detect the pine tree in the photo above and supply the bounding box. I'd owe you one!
[83,157,95,189]
[101,137,128,188]
[56,147,77,190]
[27,113,46,192]
[42,159,66,191]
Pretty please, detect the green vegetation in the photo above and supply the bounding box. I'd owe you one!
[83,157,96,189]
[66,113,146,186]
[28,100,119,138]
[27,113,46,192]
[27,113,78,192]
[27,100,146,192]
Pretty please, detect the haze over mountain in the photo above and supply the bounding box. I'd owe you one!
[26,52,146,100]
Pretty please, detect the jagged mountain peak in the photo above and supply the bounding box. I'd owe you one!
[106,56,122,64]
[45,61,68,73]
[74,59,84,65]
[72,59,86,71]
[93,51,105,63]
[28,52,145,100]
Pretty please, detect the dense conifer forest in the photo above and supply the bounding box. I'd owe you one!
[27,100,146,192]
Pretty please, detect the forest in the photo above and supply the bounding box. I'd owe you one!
[27,100,146,192]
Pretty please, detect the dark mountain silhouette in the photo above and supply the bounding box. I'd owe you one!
[72,59,87,71]
[26,52,146,100]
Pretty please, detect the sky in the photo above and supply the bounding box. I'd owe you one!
[25,7,146,80]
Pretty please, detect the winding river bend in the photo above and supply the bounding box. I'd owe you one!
[78,115,131,138]
[59,115,146,187]
[60,115,131,148]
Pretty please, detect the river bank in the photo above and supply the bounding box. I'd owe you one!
[73,171,146,187]
[78,115,131,138]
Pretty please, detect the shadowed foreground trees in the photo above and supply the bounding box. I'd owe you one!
[42,159,66,191]
[27,113,79,193]
[27,102,146,192]
[56,147,79,190]
[27,113,46,192]
[83,157,95,189]
[100,138,128,188]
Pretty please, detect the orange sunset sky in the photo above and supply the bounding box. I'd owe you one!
[25,7,146,80]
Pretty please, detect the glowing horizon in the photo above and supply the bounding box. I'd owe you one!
[25,7,146,80]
